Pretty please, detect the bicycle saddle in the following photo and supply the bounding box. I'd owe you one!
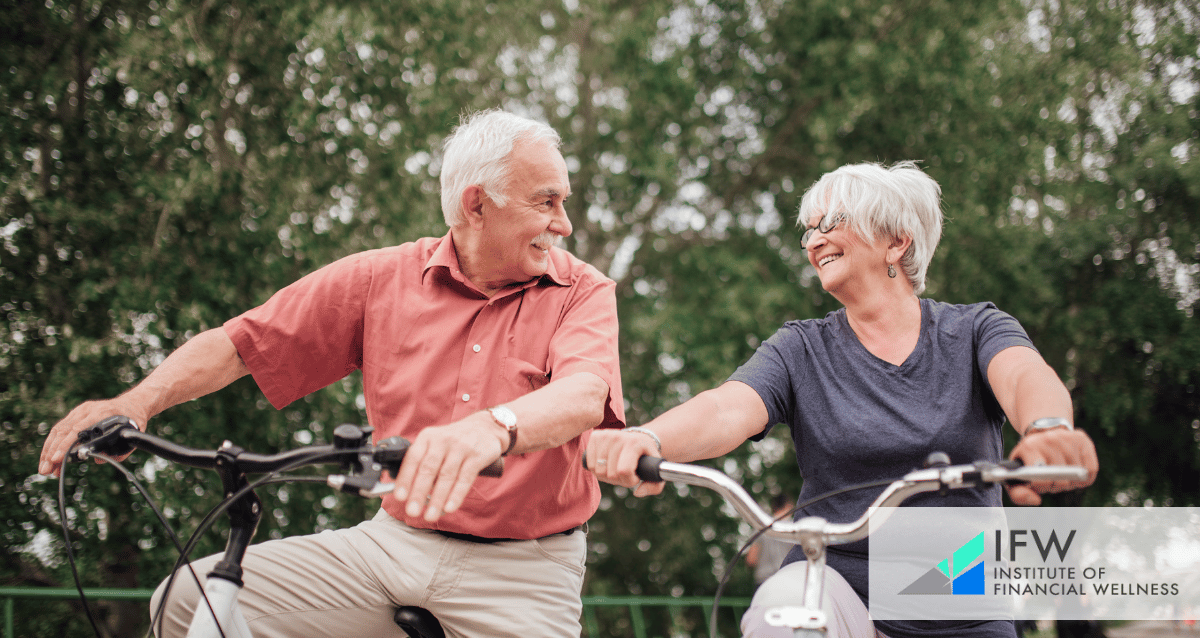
[394,606,445,638]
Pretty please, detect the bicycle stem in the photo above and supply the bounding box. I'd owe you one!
[207,441,264,587]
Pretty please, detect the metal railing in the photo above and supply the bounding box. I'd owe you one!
[0,587,751,638]
[582,594,752,637]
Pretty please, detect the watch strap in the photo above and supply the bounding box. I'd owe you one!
[488,406,518,456]
[1023,417,1073,438]
[500,426,517,456]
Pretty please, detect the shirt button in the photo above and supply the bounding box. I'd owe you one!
[473,344,481,353]
[462,393,470,402]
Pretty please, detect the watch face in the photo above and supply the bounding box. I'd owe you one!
[491,406,517,428]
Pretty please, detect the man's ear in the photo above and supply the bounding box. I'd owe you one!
[461,185,487,229]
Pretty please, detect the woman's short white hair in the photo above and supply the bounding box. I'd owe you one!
[439,109,562,227]
[797,161,943,295]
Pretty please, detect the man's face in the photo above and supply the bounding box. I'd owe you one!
[477,137,573,286]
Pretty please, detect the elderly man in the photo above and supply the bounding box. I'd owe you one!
[39,109,624,637]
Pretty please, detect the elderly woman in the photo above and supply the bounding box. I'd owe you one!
[587,161,1098,638]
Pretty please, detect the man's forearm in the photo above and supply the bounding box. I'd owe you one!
[127,327,251,420]
[40,326,251,476]
[501,371,609,454]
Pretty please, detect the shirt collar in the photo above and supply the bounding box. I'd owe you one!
[422,232,570,292]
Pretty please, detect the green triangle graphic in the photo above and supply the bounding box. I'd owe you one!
[951,532,985,577]
[902,530,988,595]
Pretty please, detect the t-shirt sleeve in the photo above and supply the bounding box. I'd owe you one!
[727,324,799,441]
[547,274,626,429]
[223,254,370,409]
[974,303,1038,386]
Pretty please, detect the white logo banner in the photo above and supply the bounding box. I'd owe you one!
[868,507,1200,621]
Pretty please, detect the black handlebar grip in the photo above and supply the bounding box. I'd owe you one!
[579,452,662,482]
[377,436,504,478]
[480,458,504,478]
[635,456,663,482]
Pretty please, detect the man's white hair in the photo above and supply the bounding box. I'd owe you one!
[439,109,562,227]
[798,161,943,295]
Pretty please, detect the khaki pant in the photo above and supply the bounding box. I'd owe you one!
[150,510,587,638]
[741,562,887,638]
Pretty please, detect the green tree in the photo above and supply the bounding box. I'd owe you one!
[550,0,1199,630]
[2,0,540,634]
[3,0,1197,636]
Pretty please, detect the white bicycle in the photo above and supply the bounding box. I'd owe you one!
[63,415,501,638]
[625,452,1088,637]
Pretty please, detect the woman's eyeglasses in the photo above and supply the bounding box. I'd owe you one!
[800,211,846,248]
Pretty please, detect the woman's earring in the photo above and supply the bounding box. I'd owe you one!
[888,264,897,278]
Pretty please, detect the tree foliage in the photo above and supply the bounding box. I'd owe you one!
[3,0,1197,636]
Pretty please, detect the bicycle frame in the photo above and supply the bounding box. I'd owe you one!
[637,455,1088,637]
[184,578,252,638]
[66,415,461,638]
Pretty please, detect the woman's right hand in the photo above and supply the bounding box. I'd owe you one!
[585,428,665,498]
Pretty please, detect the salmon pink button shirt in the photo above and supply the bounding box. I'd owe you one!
[224,233,625,539]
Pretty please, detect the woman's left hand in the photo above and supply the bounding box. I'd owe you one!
[1006,428,1099,505]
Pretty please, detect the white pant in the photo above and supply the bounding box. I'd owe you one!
[150,510,587,638]
[741,562,887,638]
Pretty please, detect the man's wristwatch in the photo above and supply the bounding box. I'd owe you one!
[1023,417,1073,438]
[488,406,518,456]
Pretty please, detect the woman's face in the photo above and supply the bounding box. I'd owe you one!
[804,210,887,297]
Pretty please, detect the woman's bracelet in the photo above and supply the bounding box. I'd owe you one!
[624,426,662,454]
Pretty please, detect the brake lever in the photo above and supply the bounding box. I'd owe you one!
[349,481,400,498]
[978,459,1087,485]
[327,473,385,497]
[69,416,140,461]
[340,471,505,500]
[329,436,504,498]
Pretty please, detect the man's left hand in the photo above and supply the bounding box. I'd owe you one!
[391,413,508,522]
[1006,428,1099,506]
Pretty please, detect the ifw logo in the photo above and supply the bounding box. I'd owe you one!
[899,532,985,595]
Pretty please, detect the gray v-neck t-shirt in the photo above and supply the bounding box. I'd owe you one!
[729,298,1036,638]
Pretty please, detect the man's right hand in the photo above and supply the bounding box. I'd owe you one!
[390,412,509,522]
[39,398,149,477]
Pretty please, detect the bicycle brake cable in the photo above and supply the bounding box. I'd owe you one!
[706,477,896,638]
[57,451,106,638]
[89,452,225,638]
[151,448,338,638]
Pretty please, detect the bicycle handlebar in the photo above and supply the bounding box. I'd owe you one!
[64,416,507,638]
[633,454,1087,547]
[68,416,504,497]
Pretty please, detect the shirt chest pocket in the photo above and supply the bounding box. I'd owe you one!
[495,309,553,400]
[499,356,550,403]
